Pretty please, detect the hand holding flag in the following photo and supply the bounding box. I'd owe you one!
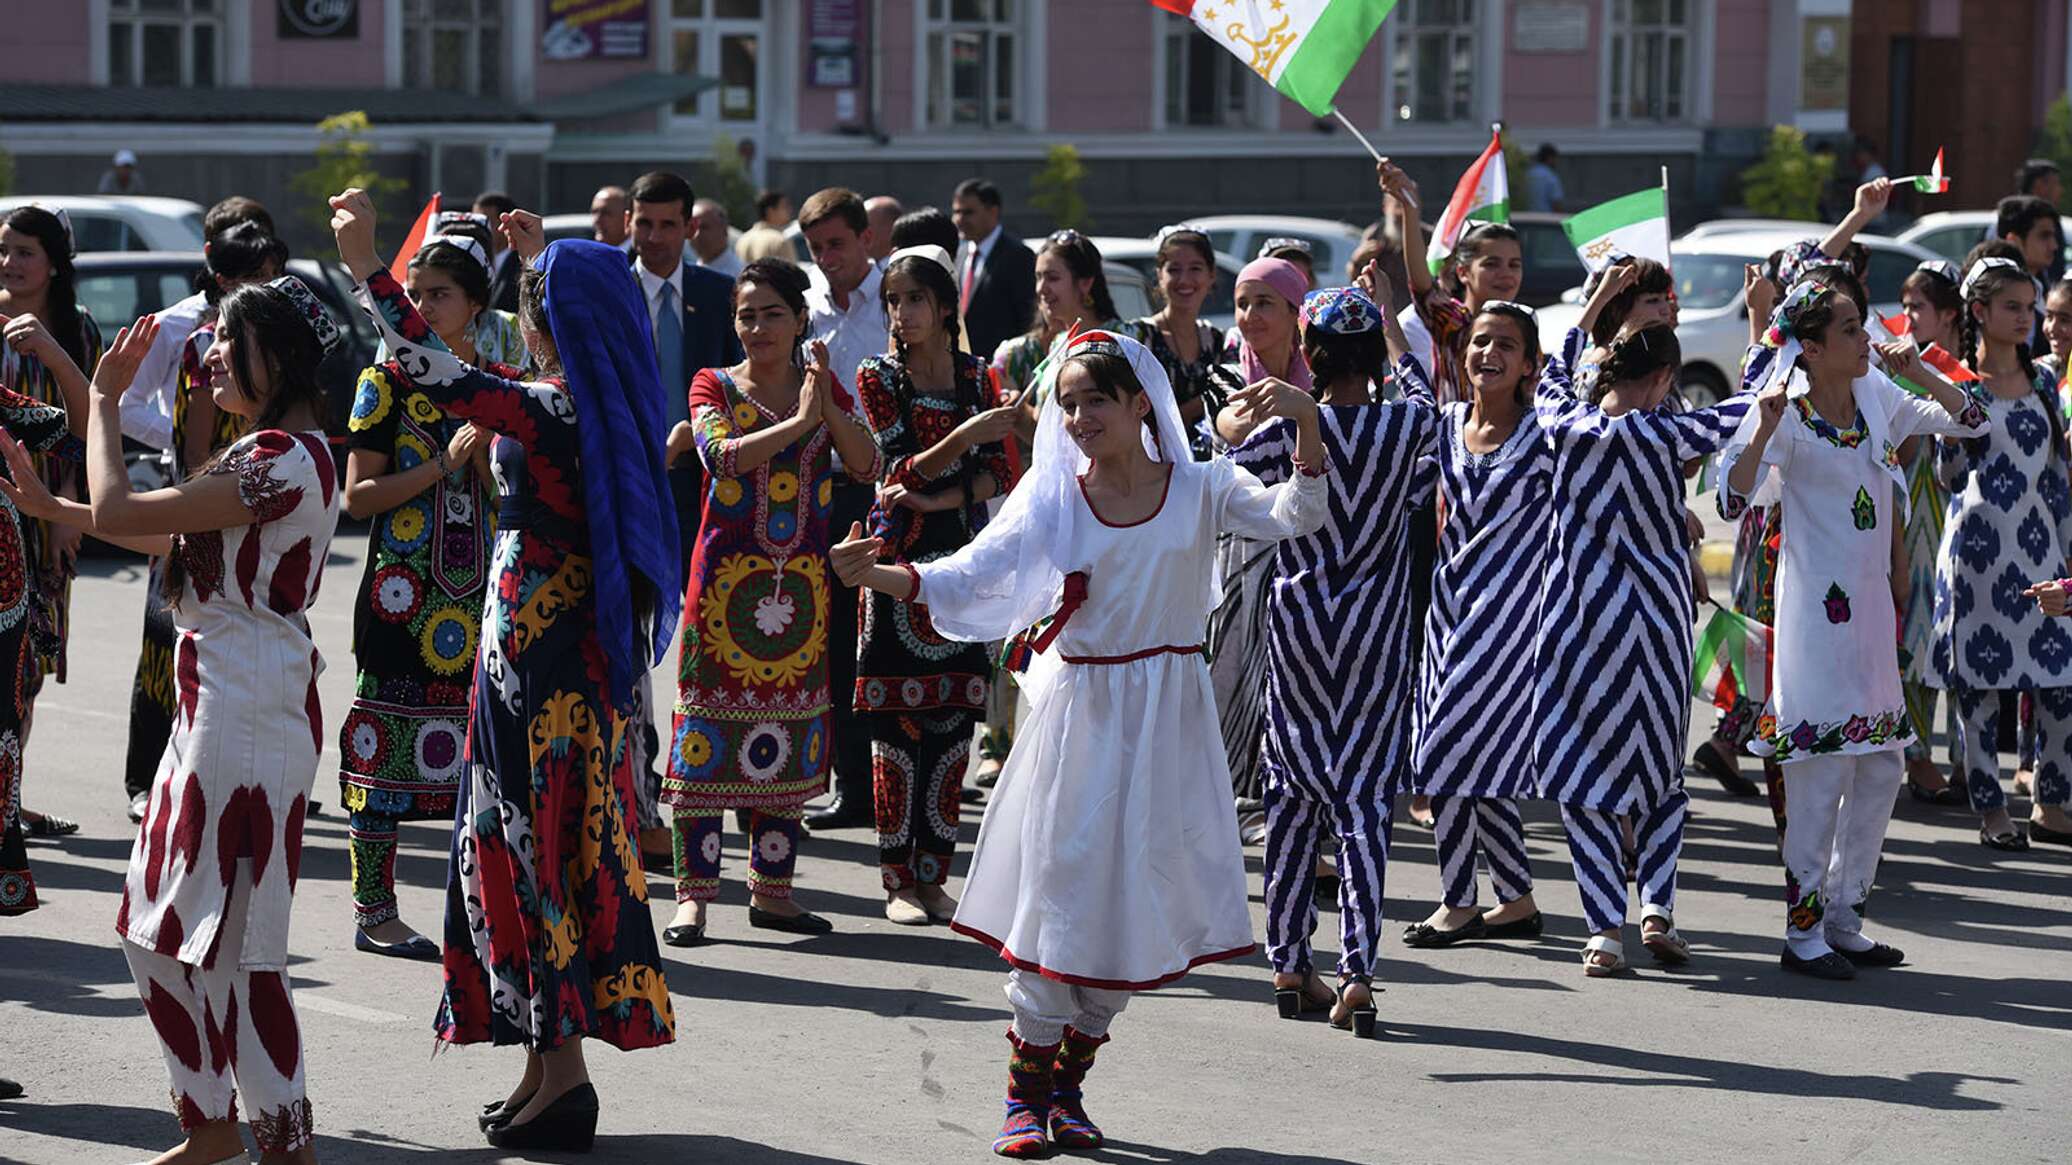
[1896,148,1949,194]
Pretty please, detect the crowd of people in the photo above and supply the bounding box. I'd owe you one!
[0,152,2065,1164]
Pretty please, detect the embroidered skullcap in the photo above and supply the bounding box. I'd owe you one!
[1300,286,1380,335]
[1914,258,1960,287]
[887,244,955,278]
[266,274,343,356]
[1960,256,2025,300]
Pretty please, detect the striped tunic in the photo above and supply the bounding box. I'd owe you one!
[1413,402,1553,797]
[1232,356,1438,799]
[1533,329,1750,811]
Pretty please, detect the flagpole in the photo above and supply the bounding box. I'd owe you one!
[1660,165,1671,238]
[1331,108,1386,166]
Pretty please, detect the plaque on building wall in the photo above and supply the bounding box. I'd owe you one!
[1800,16,1850,112]
[542,0,652,62]
[278,0,358,38]
[809,0,862,88]
[1514,2,1590,54]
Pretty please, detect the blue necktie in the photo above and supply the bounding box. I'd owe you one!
[655,280,687,428]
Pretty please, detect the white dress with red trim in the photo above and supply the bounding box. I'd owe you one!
[920,456,1326,989]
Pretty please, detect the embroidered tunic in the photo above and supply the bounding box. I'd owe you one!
[1929,369,2072,691]
[117,431,338,969]
[1720,373,1989,762]
[4,311,102,682]
[1532,328,1750,811]
[853,352,1015,714]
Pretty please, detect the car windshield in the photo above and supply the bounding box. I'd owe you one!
[1674,253,1748,311]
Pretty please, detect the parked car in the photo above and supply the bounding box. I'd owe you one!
[1678,218,1824,241]
[0,195,205,252]
[1533,229,1940,406]
[1508,212,1590,307]
[1893,210,2072,268]
[1089,236,1243,332]
[542,212,593,244]
[71,251,380,445]
[1103,262,1152,325]
[1177,215,1366,287]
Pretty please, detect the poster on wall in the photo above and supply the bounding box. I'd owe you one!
[808,0,861,88]
[542,0,651,62]
[278,0,359,39]
[1800,16,1850,112]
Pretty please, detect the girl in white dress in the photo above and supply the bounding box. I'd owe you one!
[831,328,1326,1159]
[1719,279,1987,980]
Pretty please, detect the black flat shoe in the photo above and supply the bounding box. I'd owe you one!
[354,930,442,962]
[0,1078,23,1100]
[2028,820,2072,847]
[23,812,78,838]
[1905,779,1967,807]
[484,1082,598,1152]
[1979,825,2031,852]
[661,922,705,947]
[1780,948,1856,980]
[1837,942,1904,968]
[1689,741,1759,797]
[640,849,676,876]
[1480,910,1544,940]
[748,906,832,935]
[803,797,872,831]
[1402,914,1486,948]
[480,1092,534,1131]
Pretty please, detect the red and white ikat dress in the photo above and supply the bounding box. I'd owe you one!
[117,430,339,971]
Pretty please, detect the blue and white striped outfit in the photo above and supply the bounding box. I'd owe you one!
[1235,355,1437,982]
[1412,402,1552,909]
[1533,328,1750,934]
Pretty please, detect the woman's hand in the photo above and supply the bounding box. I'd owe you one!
[2024,579,2071,617]
[0,313,67,368]
[1355,259,1393,309]
[444,421,488,469]
[1874,339,1926,386]
[88,315,161,403]
[953,406,1020,450]
[0,433,62,520]
[329,188,384,280]
[1375,158,1418,212]
[499,210,547,263]
[1230,377,1318,426]
[1853,177,1893,222]
[1751,379,1789,437]
[666,420,697,465]
[830,520,885,587]
[1744,263,1777,327]
[880,482,966,513]
[802,339,841,423]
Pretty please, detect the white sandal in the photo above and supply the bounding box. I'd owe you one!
[1582,934,1627,977]
[1640,909,1690,965]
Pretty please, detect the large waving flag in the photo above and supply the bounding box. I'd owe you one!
[1563,186,1671,273]
[1150,0,1398,118]
[1428,127,1508,273]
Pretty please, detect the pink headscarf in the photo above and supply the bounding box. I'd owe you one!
[1234,256,1312,390]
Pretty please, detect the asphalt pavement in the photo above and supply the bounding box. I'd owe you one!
[0,529,2065,1165]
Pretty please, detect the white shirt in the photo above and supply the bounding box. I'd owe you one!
[636,256,685,340]
[123,290,208,450]
[959,223,1004,294]
[807,261,886,470]
[697,248,744,280]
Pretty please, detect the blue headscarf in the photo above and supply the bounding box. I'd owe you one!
[535,239,682,712]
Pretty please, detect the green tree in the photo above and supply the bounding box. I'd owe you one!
[1030,144,1088,232]
[2037,93,2072,212]
[1741,125,1831,220]
[289,111,406,233]
[705,133,759,230]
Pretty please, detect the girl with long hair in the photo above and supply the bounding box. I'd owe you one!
[853,246,1019,925]
[332,190,679,1152]
[657,258,880,944]
[1129,225,1237,456]
[3,275,342,1163]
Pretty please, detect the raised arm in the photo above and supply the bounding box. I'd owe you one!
[1875,342,1990,440]
[1818,179,1893,259]
[1379,159,1434,299]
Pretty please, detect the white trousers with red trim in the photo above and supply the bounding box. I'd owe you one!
[123,857,312,1154]
[1006,969,1130,1046]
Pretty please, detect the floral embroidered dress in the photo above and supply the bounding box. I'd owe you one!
[661,368,878,811]
[339,358,508,836]
[356,270,673,1053]
[0,387,83,914]
[1719,374,1989,763]
[854,352,1015,715]
[117,430,339,967]
[4,312,102,685]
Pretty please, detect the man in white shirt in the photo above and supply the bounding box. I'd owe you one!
[798,186,886,832]
[690,198,744,279]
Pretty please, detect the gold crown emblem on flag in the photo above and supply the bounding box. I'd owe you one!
[1210,6,1296,76]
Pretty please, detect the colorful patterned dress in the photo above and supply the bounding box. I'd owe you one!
[855,351,1015,890]
[356,270,673,1052]
[338,346,511,928]
[0,387,83,914]
[3,313,102,690]
[1127,317,1231,461]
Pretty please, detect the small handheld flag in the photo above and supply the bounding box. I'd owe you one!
[1563,186,1671,273]
[388,193,442,285]
[1428,127,1509,274]
[1898,148,1949,194]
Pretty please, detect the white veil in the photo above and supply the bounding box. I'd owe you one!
[924,328,1201,686]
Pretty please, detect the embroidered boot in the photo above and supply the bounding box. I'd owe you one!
[993,1031,1059,1158]
[1048,1027,1108,1150]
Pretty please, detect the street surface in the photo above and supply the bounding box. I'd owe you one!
[1,529,2065,1164]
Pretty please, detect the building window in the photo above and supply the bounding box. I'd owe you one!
[925,0,1019,130]
[1161,13,1259,128]
[1609,0,1694,123]
[667,0,764,124]
[402,0,503,97]
[1391,0,1476,123]
[108,0,221,88]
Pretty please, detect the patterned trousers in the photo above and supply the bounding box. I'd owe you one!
[1953,686,2072,813]
[1005,968,1129,1046]
[671,807,802,903]
[123,858,312,1155]
[870,709,974,891]
[1779,751,1901,952]
[1560,788,1688,935]
[345,802,401,928]
[1430,796,1533,909]
[1261,766,1391,981]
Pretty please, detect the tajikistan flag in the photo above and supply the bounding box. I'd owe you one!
[1150,0,1398,118]
[1428,127,1508,274]
[1906,148,1949,194]
[1562,186,1671,273]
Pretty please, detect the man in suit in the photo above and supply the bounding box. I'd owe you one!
[473,190,522,313]
[951,178,1036,360]
[627,170,743,863]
